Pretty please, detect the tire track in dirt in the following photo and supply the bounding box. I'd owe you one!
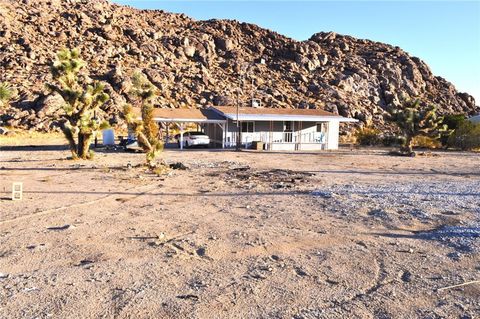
[0,183,161,226]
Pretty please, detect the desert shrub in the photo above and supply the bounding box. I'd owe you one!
[412,136,441,149]
[386,99,450,155]
[354,126,381,146]
[382,135,404,147]
[440,114,466,145]
[339,133,356,145]
[0,82,17,109]
[442,114,466,130]
[447,121,480,150]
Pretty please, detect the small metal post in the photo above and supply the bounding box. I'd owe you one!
[12,182,23,201]
[94,110,98,148]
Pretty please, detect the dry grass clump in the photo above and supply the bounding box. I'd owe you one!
[0,130,64,146]
[447,122,480,151]
[412,136,442,149]
[354,126,381,146]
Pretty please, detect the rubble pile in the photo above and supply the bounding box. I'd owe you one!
[225,166,315,190]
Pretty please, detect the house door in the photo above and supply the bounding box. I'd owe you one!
[284,121,293,142]
[316,122,328,148]
[241,121,255,147]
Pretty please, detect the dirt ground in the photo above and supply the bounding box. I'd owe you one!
[0,139,479,319]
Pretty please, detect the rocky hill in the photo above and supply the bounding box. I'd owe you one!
[0,0,477,133]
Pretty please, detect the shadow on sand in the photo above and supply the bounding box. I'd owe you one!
[3,188,476,198]
[0,145,69,152]
[1,165,478,177]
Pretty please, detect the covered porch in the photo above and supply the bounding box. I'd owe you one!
[211,106,357,151]
[225,120,331,151]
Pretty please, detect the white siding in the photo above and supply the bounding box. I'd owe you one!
[326,120,340,150]
[220,119,340,151]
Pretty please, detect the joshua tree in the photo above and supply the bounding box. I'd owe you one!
[48,48,109,159]
[386,98,450,155]
[0,82,16,110]
[122,72,164,168]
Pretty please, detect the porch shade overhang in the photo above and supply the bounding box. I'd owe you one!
[210,106,358,122]
[132,107,227,123]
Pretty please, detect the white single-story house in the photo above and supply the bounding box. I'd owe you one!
[135,106,357,151]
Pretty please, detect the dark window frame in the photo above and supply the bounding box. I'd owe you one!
[241,121,255,133]
[316,122,328,133]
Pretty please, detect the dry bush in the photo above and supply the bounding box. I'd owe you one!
[354,126,381,146]
[412,136,442,149]
[447,122,480,151]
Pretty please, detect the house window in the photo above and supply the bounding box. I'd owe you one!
[317,123,327,133]
[241,122,254,133]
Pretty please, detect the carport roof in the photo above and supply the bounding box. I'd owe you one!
[132,107,227,123]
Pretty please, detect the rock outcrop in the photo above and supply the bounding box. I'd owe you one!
[0,0,477,132]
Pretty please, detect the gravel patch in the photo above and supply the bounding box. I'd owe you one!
[313,180,480,254]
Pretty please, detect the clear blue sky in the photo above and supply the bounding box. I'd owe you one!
[114,1,480,103]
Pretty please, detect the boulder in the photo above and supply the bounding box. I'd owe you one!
[213,95,233,106]
[183,46,196,58]
[34,93,64,117]
[0,127,9,135]
[214,37,234,51]
[318,54,328,66]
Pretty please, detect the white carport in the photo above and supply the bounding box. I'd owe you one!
[133,108,227,150]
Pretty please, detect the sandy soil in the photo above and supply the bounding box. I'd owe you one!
[0,140,479,318]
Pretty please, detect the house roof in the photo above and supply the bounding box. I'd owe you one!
[211,106,357,122]
[132,106,357,123]
[132,107,227,123]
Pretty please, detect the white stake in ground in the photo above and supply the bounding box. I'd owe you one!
[12,182,23,201]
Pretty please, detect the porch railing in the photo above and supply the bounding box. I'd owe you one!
[260,132,326,144]
[226,131,327,149]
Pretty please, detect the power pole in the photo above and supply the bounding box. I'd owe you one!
[236,89,240,151]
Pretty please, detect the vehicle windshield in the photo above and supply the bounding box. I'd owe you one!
[188,132,207,136]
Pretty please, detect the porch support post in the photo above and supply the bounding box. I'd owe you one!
[226,120,229,148]
[238,121,242,150]
[298,121,303,151]
[222,122,226,149]
[213,123,217,147]
[166,122,170,144]
[179,123,184,150]
[269,121,273,151]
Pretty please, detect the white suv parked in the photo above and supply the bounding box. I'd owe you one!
[176,131,210,148]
